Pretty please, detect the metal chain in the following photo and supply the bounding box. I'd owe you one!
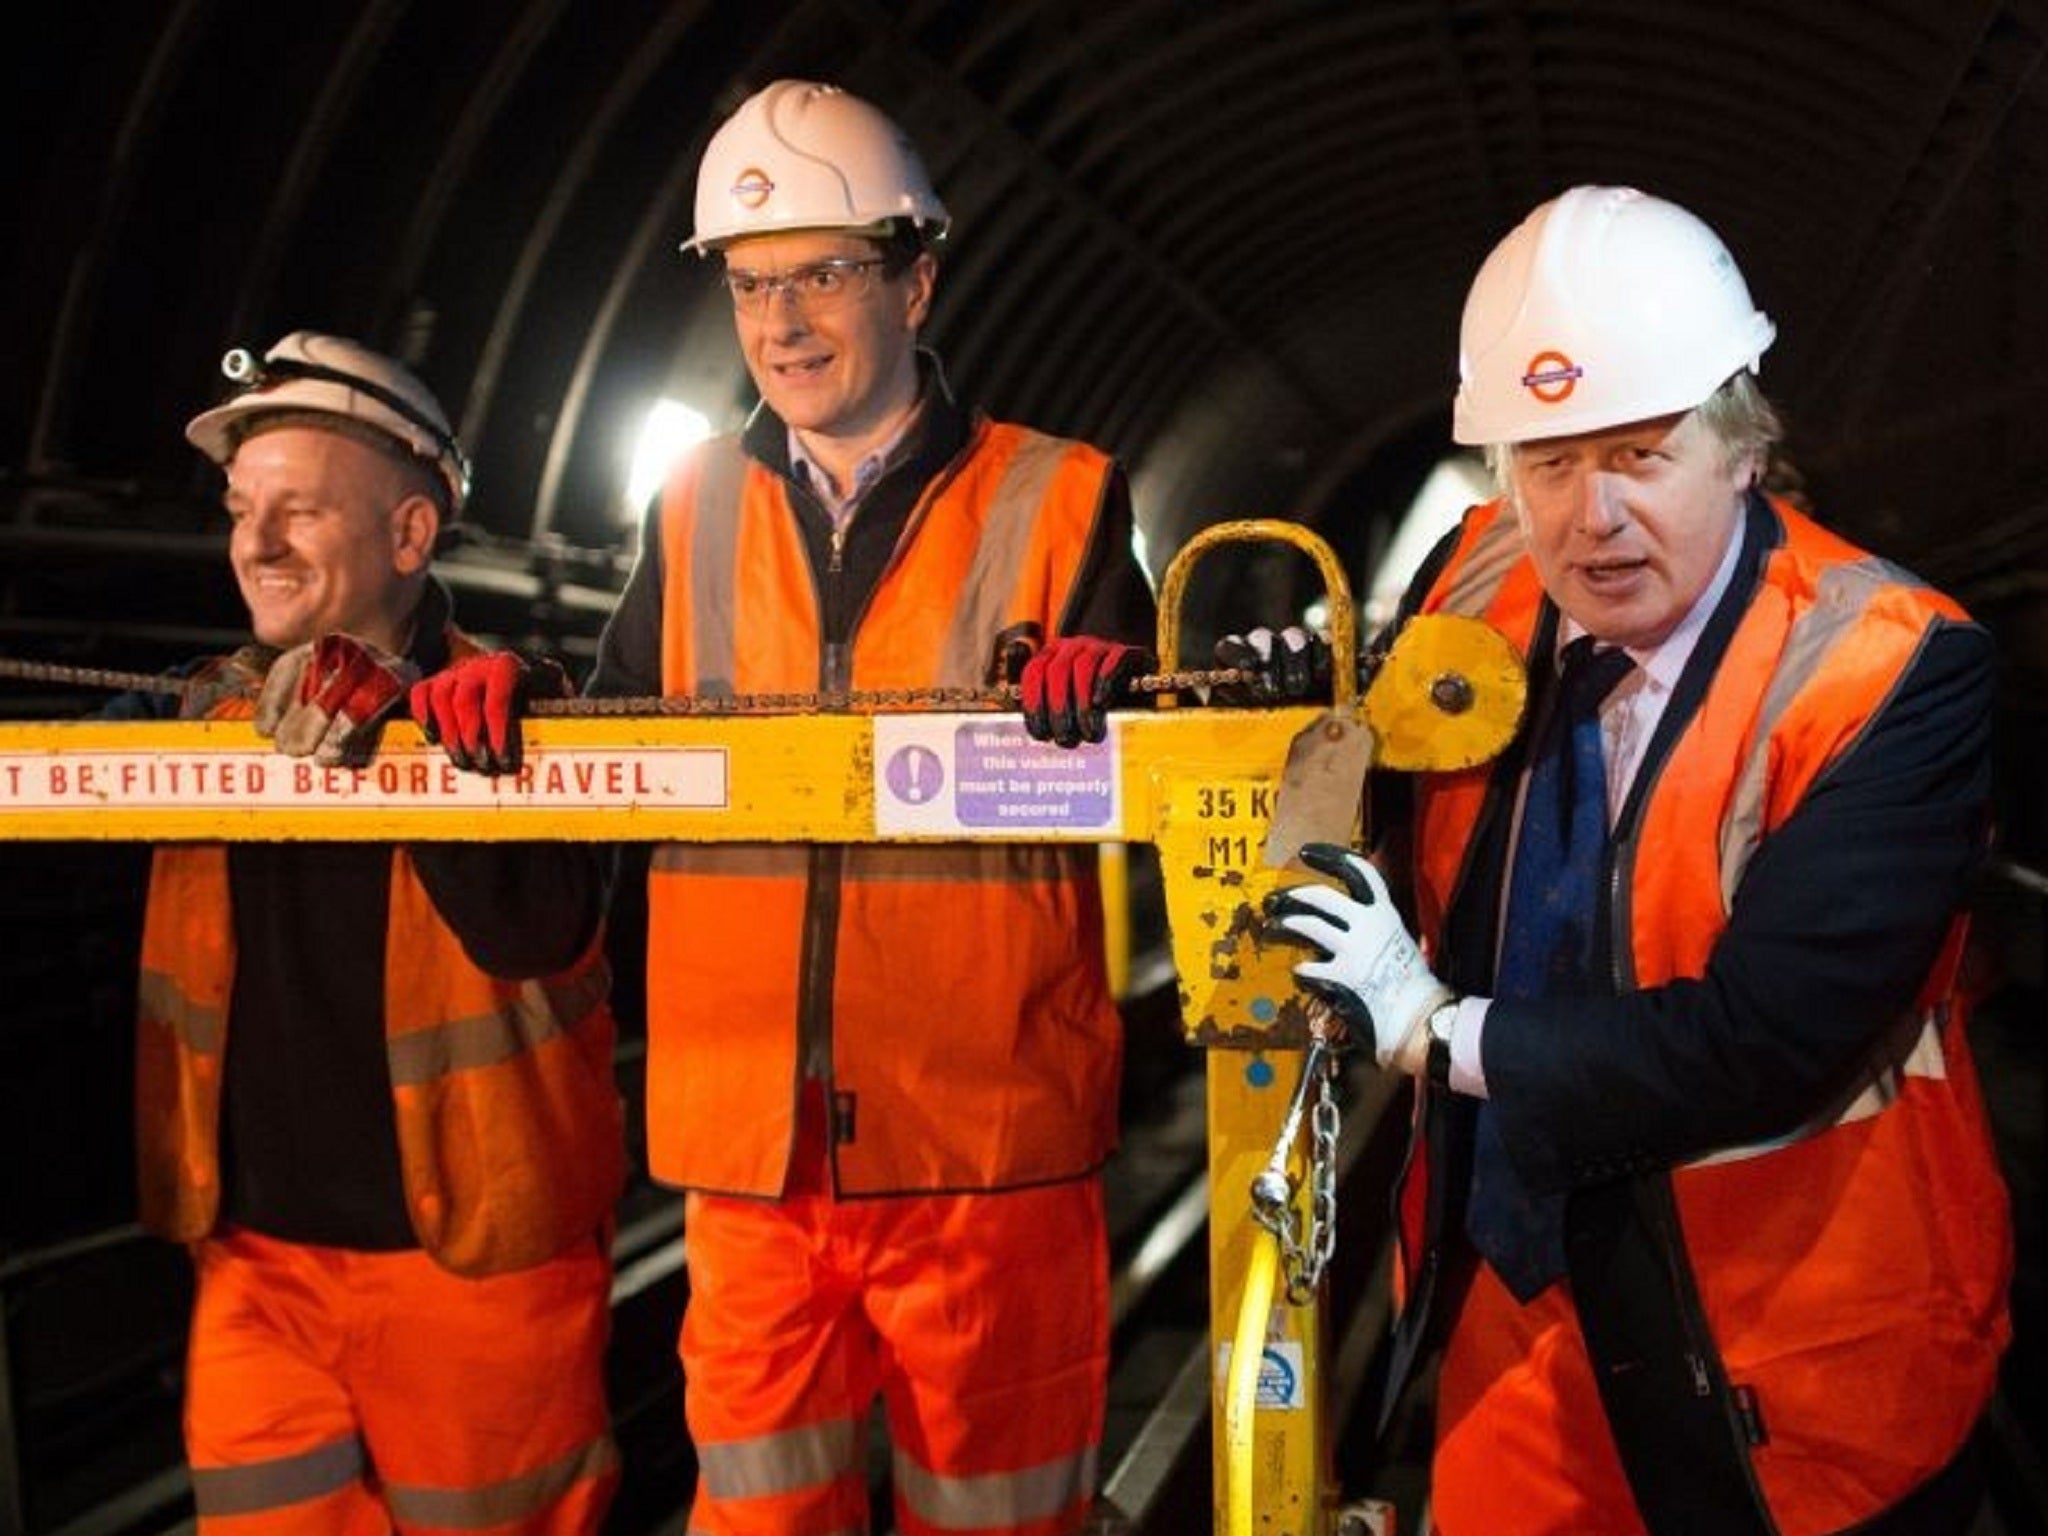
[1249,1000,1349,1305]
[0,658,199,697]
[1298,1061,1343,1305]
[535,665,1247,715]
[0,655,1252,715]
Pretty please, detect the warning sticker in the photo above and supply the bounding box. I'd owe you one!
[873,715,1123,838]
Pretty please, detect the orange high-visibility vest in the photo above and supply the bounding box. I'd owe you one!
[1403,495,2011,1533]
[135,641,626,1278]
[644,421,1124,1196]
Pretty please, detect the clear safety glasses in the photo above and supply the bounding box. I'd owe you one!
[719,257,891,318]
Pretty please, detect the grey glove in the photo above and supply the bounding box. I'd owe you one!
[1264,841,1454,1074]
[255,633,419,767]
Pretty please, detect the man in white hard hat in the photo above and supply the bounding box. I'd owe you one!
[1256,186,2012,1533]
[410,80,1157,1534]
[132,332,626,1532]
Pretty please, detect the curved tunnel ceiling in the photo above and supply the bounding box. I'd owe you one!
[7,0,2047,661]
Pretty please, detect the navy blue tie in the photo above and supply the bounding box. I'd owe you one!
[1465,636,1635,1300]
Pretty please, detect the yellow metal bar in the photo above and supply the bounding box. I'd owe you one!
[0,707,1323,845]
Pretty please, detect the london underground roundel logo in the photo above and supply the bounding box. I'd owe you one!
[731,168,775,209]
[1521,350,1584,403]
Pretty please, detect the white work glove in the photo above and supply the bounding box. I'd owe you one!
[255,633,419,767]
[1264,841,1454,1074]
[1210,625,1333,705]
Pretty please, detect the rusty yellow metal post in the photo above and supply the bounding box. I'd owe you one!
[1154,520,1361,1536]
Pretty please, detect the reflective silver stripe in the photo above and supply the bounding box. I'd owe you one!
[696,1417,861,1500]
[1719,557,1897,907]
[1687,1006,1950,1168]
[383,1433,619,1529]
[939,431,1077,688]
[190,1433,364,1517]
[1627,557,1960,1170]
[892,1444,1098,1530]
[653,842,811,877]
[1437,504,1524,618]
[386,964,609,1086]
[137,968,225,1055]
[688,436,749,697]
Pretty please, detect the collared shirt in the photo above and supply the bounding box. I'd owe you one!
[787,409,922,534]
[1451,516,1748,1095]
[1566,513,1744,816]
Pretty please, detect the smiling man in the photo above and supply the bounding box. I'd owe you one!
[132,332,627,1533]
[1256,187,2013,1534]
[224,422,435,652]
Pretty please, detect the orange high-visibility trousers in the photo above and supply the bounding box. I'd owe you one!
[1433,1261,1641,1536]
[183,1227,618,1535]
[680,1178,1109,1535]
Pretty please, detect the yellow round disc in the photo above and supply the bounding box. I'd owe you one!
[1362,613,1528,771]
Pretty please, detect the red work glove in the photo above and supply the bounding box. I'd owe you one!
[408,651,571,776]
[253,634,418,766]
[1018,635,1155,749]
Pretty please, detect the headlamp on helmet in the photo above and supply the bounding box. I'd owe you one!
[186,331,473,514]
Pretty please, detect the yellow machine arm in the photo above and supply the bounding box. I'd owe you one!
[0,521,1525,1536]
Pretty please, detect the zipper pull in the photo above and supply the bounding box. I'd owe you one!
[1687,1353,1711,1395]
[829,520,847,575]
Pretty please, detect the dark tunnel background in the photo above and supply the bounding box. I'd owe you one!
[3,2,2046,1532]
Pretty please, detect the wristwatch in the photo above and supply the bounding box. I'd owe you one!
[1425,1001,1457,1089]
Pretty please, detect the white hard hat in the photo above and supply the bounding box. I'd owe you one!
[684,79,950,255]
[184,330,472,513]
[1451,185,1776,446]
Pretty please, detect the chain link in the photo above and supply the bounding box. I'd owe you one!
[0,655,1253,716]
[1300,1065,1342,1304]
[1248,1001,1349,1306]
[0,658,194,697]
[530,666,1248,717]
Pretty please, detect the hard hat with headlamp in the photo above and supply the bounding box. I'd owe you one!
[1451,185,1777,447]
[683,79,950,255]
[184,331,472,514]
